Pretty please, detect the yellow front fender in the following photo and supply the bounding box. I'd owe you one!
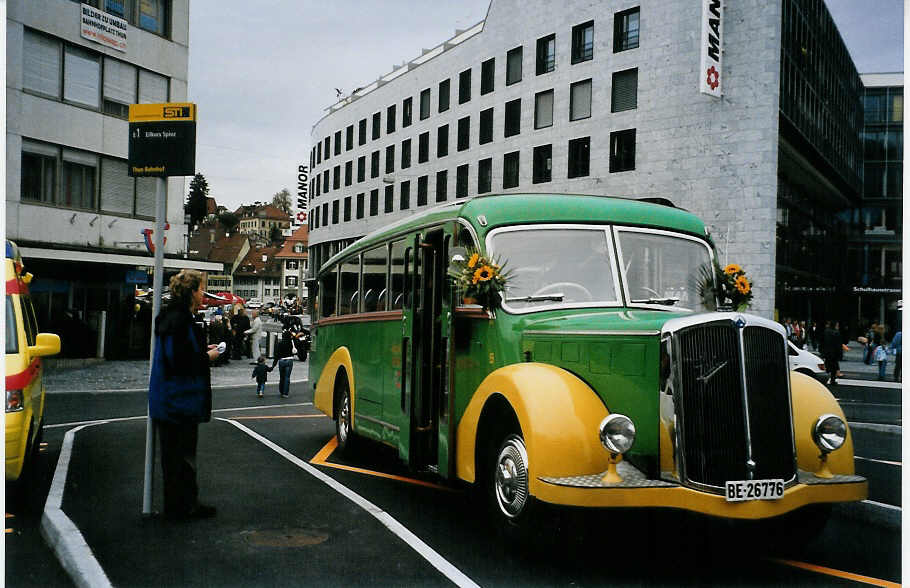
[314,347,354,420]
[790,371,856,475]
[455,363,610,485]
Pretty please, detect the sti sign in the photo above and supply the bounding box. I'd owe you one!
[128,103,196,177]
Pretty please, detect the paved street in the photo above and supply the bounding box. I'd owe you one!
[6,343,902,587]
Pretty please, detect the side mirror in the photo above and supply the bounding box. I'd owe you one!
[30,332,61,358]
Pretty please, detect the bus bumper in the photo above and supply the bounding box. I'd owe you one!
[533,463,867,520]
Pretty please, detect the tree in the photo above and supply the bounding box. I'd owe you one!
[218,211,239,233]
[269,225,284,245]
[185,173,209,227]
[271,188,292,215]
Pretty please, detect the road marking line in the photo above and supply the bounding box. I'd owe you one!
[772,558,900,587]
[854,456,901,466]
[221,418,479,588]
[309,437,453,492]
[46,402,315,429]
[230,414,327,420]
[41,423,114,588]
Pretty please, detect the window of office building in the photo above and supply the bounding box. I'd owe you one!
[322,169,329,192]
[344,196,351,221]
[534,90,554,129]
[346,124,354,150]
[357,156,365,182]
[611,68,638,112]
[387,104,396,134]
[533,144,552,183]
[439,79,450,113]
[568,136,591,178]
[614,7,640,52]
[332,200,339,224]
[102,58,136,117]
[458,116,470,151]
[570,79,592,120]
[505,99,521,137]
[333,165,340,189]
[356,193,365,219]
[420,88,431,120]
[609,130,635,172]
[456,164,469,198]
[334,130,342,155]
[322,203,329,226]
[64,45,101,108]
[359,118,367,145]
[369,189,379,216]
[324,137,330,160]
[372,112,381,140]
[417,175,428,206]
[459,68,472,104]
[419,131,430,163]
[478,158,492,194]
[21,148,57,204]
[481,57,495,95]
[480,108,494,144]
[24,30,61,98]
[437,125,449,157]
[345,160,352,186]
[386,145,395,173]
[506,46,523,85]
[385,185,394,213]
[436,170,448,202]
[98,156,134,214]
[403,97,413,127]
[400,180,410,210]
[371,150,380,178]
[536,34,556,75]
[316,142,321,165]
[572,21,594,64]
[503,151,520,189]
[402,138,412,168]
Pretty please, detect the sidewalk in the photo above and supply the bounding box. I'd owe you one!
[836,343,902,383]
[43,355,309,393]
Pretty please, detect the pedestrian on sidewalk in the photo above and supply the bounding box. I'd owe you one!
[244,309,265,360]
[890,330,902,382]
[251,355,269,398]
[821,320,842,386]
[873,335,889,381]
[231,306,250,359]
[270,330,296,398]
[148,269,221,520]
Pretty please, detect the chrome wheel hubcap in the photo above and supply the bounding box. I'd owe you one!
[338,394,349,443]
[494,437,529,518]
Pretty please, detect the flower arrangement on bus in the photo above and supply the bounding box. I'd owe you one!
[449,250,510,308]
[700,260,754,311]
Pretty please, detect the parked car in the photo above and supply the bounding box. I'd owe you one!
[788,341,826,382]
[246,297,263,309]
[5,240,60,482]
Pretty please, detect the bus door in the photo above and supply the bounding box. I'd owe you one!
[400,228,453,474]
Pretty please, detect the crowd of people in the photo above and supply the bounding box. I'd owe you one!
[780,316,901,383]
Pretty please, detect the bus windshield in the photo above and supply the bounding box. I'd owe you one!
[490,227,621,310]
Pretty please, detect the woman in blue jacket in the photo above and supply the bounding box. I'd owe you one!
[149,269,222,519]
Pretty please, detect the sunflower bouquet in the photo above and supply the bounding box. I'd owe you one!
[698,260,754,311]
[449,249,510,308]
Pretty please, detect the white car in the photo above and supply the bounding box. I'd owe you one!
[788,341,826,382]
[246,297,263,309]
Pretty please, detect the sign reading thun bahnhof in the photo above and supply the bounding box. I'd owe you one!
[128,103,196,177]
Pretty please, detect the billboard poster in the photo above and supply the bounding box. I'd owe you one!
[699,0,723,97]
[80,3,128,52]
[294,164,309,227]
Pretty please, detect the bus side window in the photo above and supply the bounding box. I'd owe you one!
[363,246,387,313]
[390,240,406,310]
[339,255,360,315]
[320,269,337,318]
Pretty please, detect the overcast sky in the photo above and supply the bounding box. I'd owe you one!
[185,0,904,213]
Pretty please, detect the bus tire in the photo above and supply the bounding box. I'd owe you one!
[334,376,355,455]
[489,434,534,528]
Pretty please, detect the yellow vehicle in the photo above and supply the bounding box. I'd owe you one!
[5,240,60,481]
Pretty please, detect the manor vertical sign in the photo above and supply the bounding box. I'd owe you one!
[699,0,724,97]
[293,164,309,227]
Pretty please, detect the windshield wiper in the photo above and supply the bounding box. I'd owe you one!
[505,293,564,303]
[631,297,680,306]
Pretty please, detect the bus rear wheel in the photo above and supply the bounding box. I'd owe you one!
[334,377,355,455]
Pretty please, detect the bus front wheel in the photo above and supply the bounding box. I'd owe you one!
[490,434,532,524]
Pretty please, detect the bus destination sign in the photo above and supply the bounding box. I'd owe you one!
[128,103,196,177]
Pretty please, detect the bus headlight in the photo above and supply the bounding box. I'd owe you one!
[812,414,846,453]
[599,414,636,455]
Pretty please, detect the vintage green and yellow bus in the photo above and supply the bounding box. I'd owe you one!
[309,193,866,531]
